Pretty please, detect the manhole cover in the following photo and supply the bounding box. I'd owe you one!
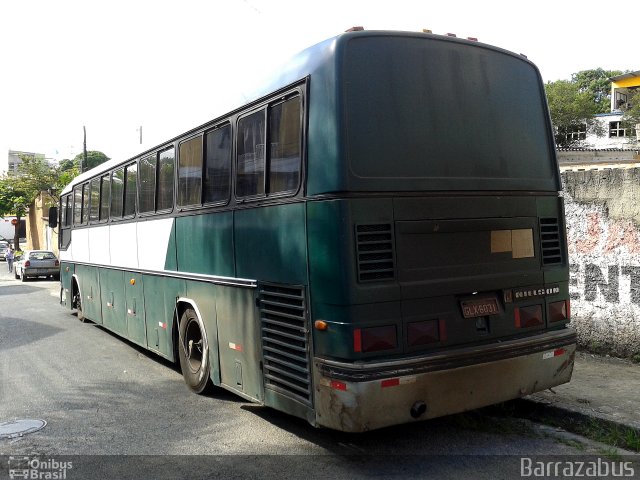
[0,419,47,439]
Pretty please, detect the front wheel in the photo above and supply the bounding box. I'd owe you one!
[178,308,212,394]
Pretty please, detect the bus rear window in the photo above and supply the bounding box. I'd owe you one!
[343,36,557,192]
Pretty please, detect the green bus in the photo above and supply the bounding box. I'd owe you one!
[57,29,575,432]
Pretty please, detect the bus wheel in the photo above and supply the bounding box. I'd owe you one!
[178,308,211,394]
[73,282,86,322]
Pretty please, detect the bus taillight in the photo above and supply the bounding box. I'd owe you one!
[354,326,397,353]
[548,300,570,322]
[514,305,543,328]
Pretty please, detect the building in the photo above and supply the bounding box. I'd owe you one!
[582,71,640,149]
[3,150,49,175]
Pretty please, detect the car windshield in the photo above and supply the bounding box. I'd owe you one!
[29,252,56,260]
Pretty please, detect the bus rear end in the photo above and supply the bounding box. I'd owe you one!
[305,32,574,432]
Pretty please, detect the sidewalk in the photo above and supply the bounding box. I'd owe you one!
[525,350,640,432]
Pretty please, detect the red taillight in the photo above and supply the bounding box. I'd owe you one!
[354,326,397,353]
[514,305,543,328]
[407,319,439,347]
[24,260,31,267]
[549,300,569,322]
[55,260,60,267]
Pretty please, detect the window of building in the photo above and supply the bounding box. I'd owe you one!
[138,155,156,213]
[157,148,174,211]
[204,125,231,204]
[111,168,125,219]
[178,136,203,207]
[561,124,586,142]
[610,121,627,137]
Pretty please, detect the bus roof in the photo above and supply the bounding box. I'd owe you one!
[61,29,543,195]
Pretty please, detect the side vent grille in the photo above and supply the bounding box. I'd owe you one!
[356,224,395,282]
[540,218,563,266]
[259,284,312,406]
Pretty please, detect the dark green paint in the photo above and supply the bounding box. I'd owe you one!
[176,212,234,277]
[75,264,101,324]
[99,268,126,336]
[143,275,184,359]
[215,285,263,402]
[125,272,147,346]
[235,203,307,285]
[185,281,221,385]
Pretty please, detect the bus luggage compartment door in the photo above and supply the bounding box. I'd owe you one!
[215,285,263,402]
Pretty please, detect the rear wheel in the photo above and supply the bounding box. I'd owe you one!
[73,281,86,322]
[20,270,27,282]
[178,308,211,393]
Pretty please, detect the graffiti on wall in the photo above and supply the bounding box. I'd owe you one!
[567,209,640,304]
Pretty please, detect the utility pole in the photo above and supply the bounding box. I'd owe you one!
[83,126,87,173]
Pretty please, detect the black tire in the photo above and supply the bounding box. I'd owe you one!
[73,282,86,322]
[178,308,212,394]
[20,270,27,282]
[14,269,19,280]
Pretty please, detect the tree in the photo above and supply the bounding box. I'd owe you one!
[72,151,110,172]
[621,89,640,143]
[572,68,623,114]
[0,154,81,249]
[545,80,602,148]
[545,69,629,148]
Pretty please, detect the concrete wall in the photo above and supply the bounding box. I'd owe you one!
[563,168,640,358]
[26,192,59,255]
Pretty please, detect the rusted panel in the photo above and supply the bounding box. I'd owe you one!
[313,343,576,432]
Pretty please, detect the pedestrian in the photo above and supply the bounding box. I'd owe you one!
[6,246,14,273]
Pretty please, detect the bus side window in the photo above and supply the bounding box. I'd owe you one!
[89,177,100,223]
[178,136,203,207]
[124,163,137,217]
[111,168,125,219]
[100,174,110,221]
[269,96,301,194]
[237,110,266,198]
[204,125,231,204]
[74,187,80,225]
[139,155,156,214]
[157,148,174,211]
[81,183,90,225]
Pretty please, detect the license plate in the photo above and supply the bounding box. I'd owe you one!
[461,297,499,318]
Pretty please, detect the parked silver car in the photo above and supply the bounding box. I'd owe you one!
[14,250,60,281]
[0,241,9,261]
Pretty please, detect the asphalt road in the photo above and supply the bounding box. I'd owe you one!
[0,266,626,479]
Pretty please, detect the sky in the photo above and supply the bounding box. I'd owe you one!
[1,0,638,166]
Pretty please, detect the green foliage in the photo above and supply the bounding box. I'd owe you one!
[545,80,602,148]
[545,69,630,147]
[72,151,110,171]
[621,89,640,135]
[572,68,623,114]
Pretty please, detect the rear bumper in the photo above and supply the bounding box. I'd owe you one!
[23,268,59,277]
[312,328,576,432]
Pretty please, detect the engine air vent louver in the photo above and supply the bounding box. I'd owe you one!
[356,224,395,282]
[540,218,563,266]
[259,284,312,406]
